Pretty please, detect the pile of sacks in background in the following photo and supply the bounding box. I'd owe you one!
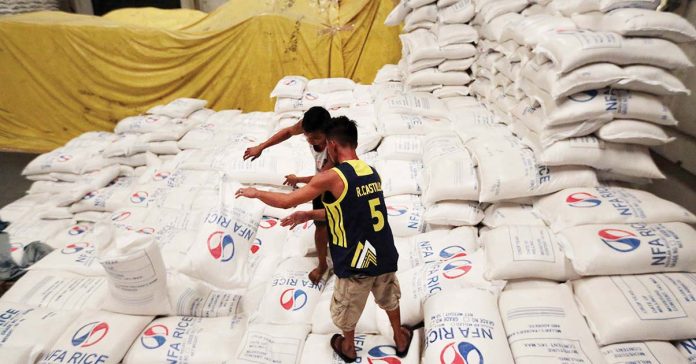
[381,0,478,97]
[470,0,695,185]
[2,7,696,360]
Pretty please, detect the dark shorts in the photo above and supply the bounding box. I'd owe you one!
[312,197,327,226]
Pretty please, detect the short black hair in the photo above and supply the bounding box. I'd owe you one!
[325,116,358,148]
[301,106,331,133]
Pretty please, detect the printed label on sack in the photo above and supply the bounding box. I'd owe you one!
[559,31,622,50]
[510,338,592,363]
[508,227,557,263]
[601,342,660,363]
[21,276,105,309]
[174,289,242,317]
[237,331,302,364]
[610,274,687,320]
[677,339,696,363]
[100,252,161,304]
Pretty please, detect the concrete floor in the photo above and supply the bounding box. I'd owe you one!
[0,151,694,214]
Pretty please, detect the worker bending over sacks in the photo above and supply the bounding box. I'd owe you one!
[237,117,413,362]
[243,106,332,285]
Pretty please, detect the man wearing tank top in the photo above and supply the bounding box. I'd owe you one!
[243,106,332,284]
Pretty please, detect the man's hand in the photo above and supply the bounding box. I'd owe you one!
[281,210,313,229]
[284,174,300,188]
[235,187,260,199]
[243,145,263,161]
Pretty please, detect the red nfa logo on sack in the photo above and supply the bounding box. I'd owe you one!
[440,341,483,364]
[439,246,468,260]
[152,171,171,181]
[56,154,73,163]
[141,324,169,349]
[130,191,149,204]
[441,259,473,279]
[280,288,308,311]
[9,242,22,253]
[111,211,131,222]
[367,345,401,364]
[71,321,109,347]
[599,229,641,252]
[259,216,278,229]
[61,242,92,254]
[68,225,89,236]
[387,205,408,217]
[207,231,235,262]
[566,192,602,208]
[250,238,262,255]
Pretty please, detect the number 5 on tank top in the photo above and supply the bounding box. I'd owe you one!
[369,198,384,232]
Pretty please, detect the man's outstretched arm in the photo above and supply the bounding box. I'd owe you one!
[243,121,303,160]
[236,170,335,209]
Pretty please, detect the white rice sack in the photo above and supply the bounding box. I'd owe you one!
[271,76,308,99]
[281,220,317,259]
[156,98,207,119]
[524,62,690,100]
[395,227,478,271]
[235,323,310,364]
[252,257,327,325]
[373,64,402,83]
[482,203,546,228]
[560,222,696,276]
[534,30,693,73]
[476,0,529,24]
[422,288,514,364]
[30,241,104,276]
[572,273,696,345]
[306,78,355,94]
[374,159,422,197]
[0,270,106,310]
[166,272,245,317]
[0,303,79,364]
[601,341,691,364]
[179,189,265,289]
[379,92,450,119]
[538,136,665,179]
[379,113,451,136]
[114,114,172,135]
[406,69,472,87]
[572,8,696,43]
[597,119,674,146]
[384,0,410,26]
[421,151,479,204]
[122,315,247,364]
[433,86,470,98]
[503,14,578,47]
[376,135,422,161]
[482,226,578,281]
[97,231,170,315]
[423,201,484,226]
[438,58,476,73]
[524,85,679,128]
[499,283,605,364]
[384,194,426,237]
[535,186,696,231]
[401,31,477,64]
[480,12,523,42]
[310,276,380,335]
[301,333,422,364]
[467,137,598,202]
[677,339,696,364]
[550,0,660,16]
[404,4,436,29]
[23,147,115,176]
[378,250,505,335]
[69,176,135,213]
[37,310,152,364]
[438,0,476,24]
[436,23,478,46]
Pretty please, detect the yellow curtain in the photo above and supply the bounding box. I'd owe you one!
[0,0,401,153]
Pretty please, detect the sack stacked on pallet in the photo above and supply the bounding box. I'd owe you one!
[470,0,695,184]
[386,0,478,98]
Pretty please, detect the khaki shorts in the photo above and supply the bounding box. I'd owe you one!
[330,272,401,332]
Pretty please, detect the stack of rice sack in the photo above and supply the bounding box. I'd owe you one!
[386,0,478,98]
[470,0,695,185]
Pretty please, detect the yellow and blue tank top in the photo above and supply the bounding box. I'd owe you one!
[322,159,399,278]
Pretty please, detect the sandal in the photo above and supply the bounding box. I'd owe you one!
[330,334,357,363]
[395,326,414,358]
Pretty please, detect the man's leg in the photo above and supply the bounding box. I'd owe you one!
[309,222,328,285]
[372,273,411,353]
[330,276,372,360]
